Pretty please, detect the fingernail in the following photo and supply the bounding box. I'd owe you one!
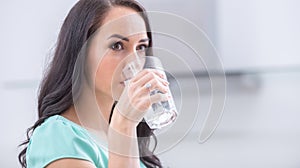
[163,80,169,86]
[159,73,164,78]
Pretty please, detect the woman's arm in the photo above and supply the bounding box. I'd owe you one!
[108,109,140,168]
[107,69,168,168]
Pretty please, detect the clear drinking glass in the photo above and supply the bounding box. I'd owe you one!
[122,56,178,129]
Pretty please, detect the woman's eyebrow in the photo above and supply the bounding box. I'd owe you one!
[107,34,129,41]
[139,38,150,43]
[107,34,150,43]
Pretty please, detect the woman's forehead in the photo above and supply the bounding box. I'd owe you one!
[99,7,147,39]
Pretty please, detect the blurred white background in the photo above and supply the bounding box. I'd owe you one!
[1,0,300,167]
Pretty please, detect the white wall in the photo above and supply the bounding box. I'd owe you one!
[216,0,300,71]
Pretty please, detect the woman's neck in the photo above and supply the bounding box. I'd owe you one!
[62,85,114,133]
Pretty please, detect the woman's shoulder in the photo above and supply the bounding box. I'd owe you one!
[26,115,107,168]
[32,115,89,138]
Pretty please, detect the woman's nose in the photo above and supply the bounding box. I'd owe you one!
[133,51,140,59]
[125,45,140,59]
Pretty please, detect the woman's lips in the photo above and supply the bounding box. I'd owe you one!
[120,79,130,86]
[120,81,125,86]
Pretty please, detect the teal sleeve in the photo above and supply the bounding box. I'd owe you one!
[26,116,102,168]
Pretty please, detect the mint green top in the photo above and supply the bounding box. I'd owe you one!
[26,115,146,168]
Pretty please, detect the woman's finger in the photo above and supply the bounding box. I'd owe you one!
[149,92,169,104]
[131,71,168,89]
[133,78,169,99]
[130,69,164,83]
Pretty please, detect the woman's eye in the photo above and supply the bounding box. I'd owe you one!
[110,42,124,51]
[137,44,148,51]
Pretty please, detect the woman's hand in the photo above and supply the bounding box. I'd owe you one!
[110,69,170,129]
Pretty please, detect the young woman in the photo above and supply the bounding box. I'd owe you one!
[18,0,170,167]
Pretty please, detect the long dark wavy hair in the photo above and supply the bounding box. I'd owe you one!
[18,0,162,167]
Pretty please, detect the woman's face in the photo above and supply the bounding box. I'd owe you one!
[87,6,149,100]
